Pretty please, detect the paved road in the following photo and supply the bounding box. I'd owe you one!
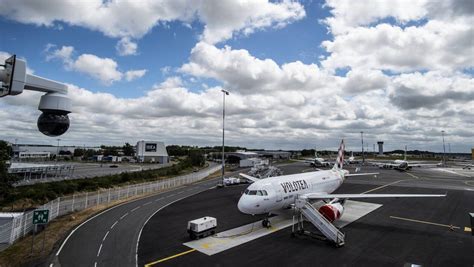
[53,175,221,267]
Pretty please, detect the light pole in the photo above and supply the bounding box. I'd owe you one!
[441,130,446,166]
[360,131,364,164]
[56,138,61,163]
[221,89,229,186]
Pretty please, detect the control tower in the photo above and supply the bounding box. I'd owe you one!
[377,141,384,155]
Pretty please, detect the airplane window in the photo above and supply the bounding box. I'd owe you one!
[244,189,250,194]
[262,190,268,196]
[248,190,257,195]
[256,191,263,196]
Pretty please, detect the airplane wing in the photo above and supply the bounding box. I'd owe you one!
[239,173,260,183]
[345,172,379,177]
[409,162,442,167]
[372,162,398,167]
[302,193,446,200]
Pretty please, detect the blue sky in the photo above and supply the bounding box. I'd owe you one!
[0,0,472,152]
[0,0,331,98]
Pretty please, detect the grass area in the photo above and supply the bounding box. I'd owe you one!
[1,160,209,211]
[0,168,221,267]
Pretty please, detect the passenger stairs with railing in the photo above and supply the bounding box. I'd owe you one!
[292,197,345,247]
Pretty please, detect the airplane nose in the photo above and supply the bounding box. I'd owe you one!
[238,196,251,214]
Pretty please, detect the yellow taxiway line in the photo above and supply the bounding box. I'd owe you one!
[362,180,403,194]
[390,216,460,230]
[145,249,196,267]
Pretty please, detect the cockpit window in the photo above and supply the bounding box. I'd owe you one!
[245,189,268,196]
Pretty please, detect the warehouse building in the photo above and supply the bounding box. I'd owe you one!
[136,141,169,163]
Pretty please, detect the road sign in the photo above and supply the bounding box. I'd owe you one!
[33,210,49,224]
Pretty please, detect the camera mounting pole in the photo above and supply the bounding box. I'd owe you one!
[1,55,72,136]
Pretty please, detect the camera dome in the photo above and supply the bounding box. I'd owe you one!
[37,112,70,137]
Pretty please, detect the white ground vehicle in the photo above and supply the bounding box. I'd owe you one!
[223,177,242,185]
[187,216,217,240]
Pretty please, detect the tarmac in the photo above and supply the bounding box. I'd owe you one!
[137,163,474,266]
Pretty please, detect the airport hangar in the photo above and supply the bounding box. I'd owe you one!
[53,161,474,267]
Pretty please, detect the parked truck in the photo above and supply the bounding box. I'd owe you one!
[187,216,217,240]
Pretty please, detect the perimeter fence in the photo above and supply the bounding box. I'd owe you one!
[0,164,221,249]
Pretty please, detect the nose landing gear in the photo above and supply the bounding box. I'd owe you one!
[262,218,271,228]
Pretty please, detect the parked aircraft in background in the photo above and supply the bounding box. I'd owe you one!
[345,151,360,164]
[238,140,445,227]
[372,146,442,171]
[297,150,331,167]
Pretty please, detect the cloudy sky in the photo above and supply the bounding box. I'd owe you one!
[0,0,472,152]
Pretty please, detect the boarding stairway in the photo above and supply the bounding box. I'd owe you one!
[292,198,345,247]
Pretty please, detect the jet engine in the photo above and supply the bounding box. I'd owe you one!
[318,202,344,222]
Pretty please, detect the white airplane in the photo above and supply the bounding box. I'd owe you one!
[298,150,331,167]
[345,151,359,164]
[238,140,445,228]
[372,146,442,171]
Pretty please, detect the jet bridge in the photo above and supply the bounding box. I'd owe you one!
[292,197,345,247]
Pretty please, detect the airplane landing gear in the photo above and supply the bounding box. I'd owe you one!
[262,218,271,228]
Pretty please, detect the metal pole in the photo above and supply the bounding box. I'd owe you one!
[41,225,46,252]
[441,130,446,166]
[221,89,229,186]
[30,224,36,255]
[56,139,60,163]
[361,131,364,164]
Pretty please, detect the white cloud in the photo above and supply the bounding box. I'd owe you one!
[197,0,306,44]
[323,0,429,34]
[0,0,305,45]
[322,20,474,72]
[45,45,146,85]
[125,69,147,81]
[180,42,341,95]
[116,37,138,56]
[321,0,474,73]
[73,54,123,85]
[0,1,473,152]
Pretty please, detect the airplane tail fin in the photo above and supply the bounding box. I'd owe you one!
[333,139,345,170]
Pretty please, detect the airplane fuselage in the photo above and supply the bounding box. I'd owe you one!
[238,169,348,215]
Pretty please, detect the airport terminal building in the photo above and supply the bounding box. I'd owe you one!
[136,141,169,163]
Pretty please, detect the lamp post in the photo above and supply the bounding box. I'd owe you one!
[360,131,364,164]
[56,138,61,163]
[221,89,229,186]
[441,130,446,166]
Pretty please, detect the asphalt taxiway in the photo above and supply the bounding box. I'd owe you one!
[137,163,474,266]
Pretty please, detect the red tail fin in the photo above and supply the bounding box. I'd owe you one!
[333,139,345,170]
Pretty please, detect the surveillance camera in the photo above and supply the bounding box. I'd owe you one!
[37,93,71,137]
[1,55,72,137]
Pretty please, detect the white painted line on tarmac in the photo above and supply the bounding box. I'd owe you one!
[94,262,97,267]
[135,188,211,267]
[169,194,176,197]
[143,201,152,206]
[120,213,129,220]
[102,231,109,242]
[131,206,141,212]
[55,198,134,257]
[110,221,118,229]
[362,180,403,194]
[390,216,460,229]
[97,244,103,257]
